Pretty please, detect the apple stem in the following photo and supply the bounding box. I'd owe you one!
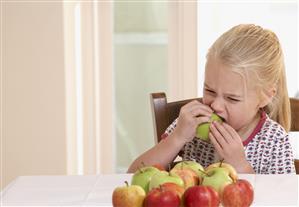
[168,163,171,172]
[141,161,146,168]
[159,184,163,191]
[137,166,144,173]
[125,181,129,187]
[219,159,225,167]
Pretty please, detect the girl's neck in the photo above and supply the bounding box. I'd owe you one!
[238,112,261,141]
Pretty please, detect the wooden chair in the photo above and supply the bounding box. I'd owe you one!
[150,92,299,174]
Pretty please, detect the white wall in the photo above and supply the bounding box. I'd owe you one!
[197,2,298,97]
[2,2,67,189]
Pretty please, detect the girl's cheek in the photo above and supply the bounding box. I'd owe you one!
[202,96,213,106]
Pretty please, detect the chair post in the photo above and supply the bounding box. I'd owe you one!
[150,93,168,143]
[290,98,299,131]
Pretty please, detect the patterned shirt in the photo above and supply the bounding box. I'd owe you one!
[162,111,296,174]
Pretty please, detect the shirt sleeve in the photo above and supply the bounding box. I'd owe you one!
[160,118,178,140]
[160,118,186,157]
[267,134,296,174]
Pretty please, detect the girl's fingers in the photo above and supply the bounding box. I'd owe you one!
[222,122,241,141]
[209,132,223,156]
[191,106,213,117]
[182,100,213,116]
[212,121,232,142]
[196,116,210,125]
[210,122,228,145]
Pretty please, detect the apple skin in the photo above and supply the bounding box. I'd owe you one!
[170,167,199,189]
[183,185,220,207]
[149,171,184,191]
[196,113,223,141]
[160,182,185,198]
[112,182,146,207]
[205,161,238,182]
[152,163,165,171]
[201,167,233,195]
[131,166,161,193]
[172,160,205,178]
[144,186,181,207]
[222,179,254,207]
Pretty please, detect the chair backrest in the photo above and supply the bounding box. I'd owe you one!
[290,98,299,174]
[150,92,299,174]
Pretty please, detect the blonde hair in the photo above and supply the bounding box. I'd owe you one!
[207,24,291,131]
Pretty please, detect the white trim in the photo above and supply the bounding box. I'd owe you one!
[97,1,115,173]
[74,3,83,175]
[63,1,78,175]
[92,0,101,174]
[168,1,198,101]
[63,1,115,175]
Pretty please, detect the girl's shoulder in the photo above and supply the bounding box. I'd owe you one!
[258,114,289,142]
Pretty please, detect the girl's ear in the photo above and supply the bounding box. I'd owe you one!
[259,87,277,108]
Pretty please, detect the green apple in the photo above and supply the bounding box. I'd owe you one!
[172,160,205,177]
[112,181,146,207]
[196,113,223,141]
[205,161,238,181]
[149,171,184,191]
[131,166,160,193]
[201,167,233,195]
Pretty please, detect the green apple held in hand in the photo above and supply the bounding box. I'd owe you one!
[131,166,160,193]
[196,113,223,141]
[112,181,145,207]
[172,160,205,178]
[149,171,184,191]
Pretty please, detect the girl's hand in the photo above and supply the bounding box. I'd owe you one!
[172,100,213,144]
[209,121,254,173]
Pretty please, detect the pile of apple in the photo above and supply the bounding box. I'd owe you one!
[112,160,254,207]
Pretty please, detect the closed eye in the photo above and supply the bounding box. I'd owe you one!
[205,88,215,94]
[228,97,240,102]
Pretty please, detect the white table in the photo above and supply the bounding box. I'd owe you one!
[1,174,298,206]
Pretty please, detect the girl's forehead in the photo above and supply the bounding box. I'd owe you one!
[205,59,251,95]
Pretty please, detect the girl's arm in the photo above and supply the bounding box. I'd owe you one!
[127,100,212,173]
[127,132,185,173]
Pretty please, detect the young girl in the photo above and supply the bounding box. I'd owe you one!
[128,24,295,174]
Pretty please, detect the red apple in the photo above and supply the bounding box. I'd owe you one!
[183,185,220,207]
[221,179,254,207]
[160,182,185,198]
[144,185,181,207]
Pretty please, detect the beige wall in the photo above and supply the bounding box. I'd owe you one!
[2,2,67,189]
[0,1,198,188]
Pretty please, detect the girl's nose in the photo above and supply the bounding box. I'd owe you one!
[210,97,224,114]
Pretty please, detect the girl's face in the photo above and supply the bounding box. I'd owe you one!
[203,57,263,137]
